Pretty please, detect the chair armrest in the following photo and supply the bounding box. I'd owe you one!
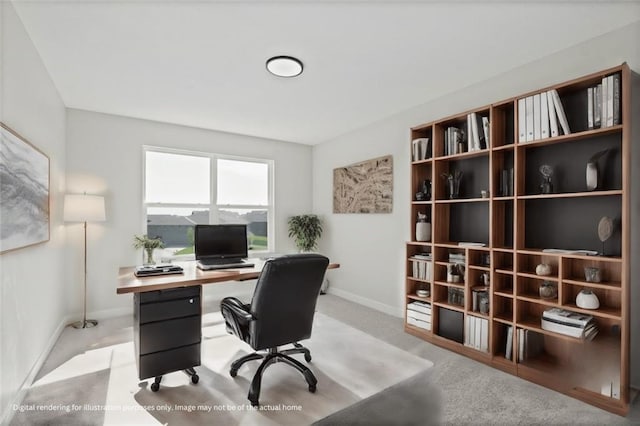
[221,297,253,321]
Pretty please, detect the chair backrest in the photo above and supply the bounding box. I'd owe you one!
[249,253,329,350]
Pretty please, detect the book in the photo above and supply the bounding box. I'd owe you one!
[407,316,431,331]
[606,75,614,127]
[135,264,184,277]
[533,93,541,140]
[525,96,534,142]
[518,328,525,361]
[407,301,431,314]
[480,318,488,352]
[407,309,431,323]
[587,87,594,130]
[613,73,620,125]
[505,325,513,360]
[543,308,592,327]
[547,90,559,137]
[601,76,609,128]
[595,83,602,127]
[549,89,570,135]
[482,116,490,148]
[541,318,585,338]
[518,98,526,143]
[540,91,549,139]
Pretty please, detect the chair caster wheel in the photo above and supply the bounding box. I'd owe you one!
[308,384,316,393]
[191,374,199,384]
[230,368,238,378]
[151,382,160,392]
[250,399,259,407]
[304,353,312,362]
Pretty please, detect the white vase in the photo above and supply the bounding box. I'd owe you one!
[416,222,431,242]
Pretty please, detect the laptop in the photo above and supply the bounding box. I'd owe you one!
[194,224,255,271]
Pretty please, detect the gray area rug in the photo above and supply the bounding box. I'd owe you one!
[10,311,432,425]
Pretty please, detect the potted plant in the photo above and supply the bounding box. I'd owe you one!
[133,234,165,265]
[287,215,323,252]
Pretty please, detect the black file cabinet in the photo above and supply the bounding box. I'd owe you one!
[134,285,202,391]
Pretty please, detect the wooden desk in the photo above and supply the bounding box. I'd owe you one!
[118,258,339,391]
[118,260,340,294]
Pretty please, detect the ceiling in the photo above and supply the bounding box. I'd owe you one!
[12,1,640,145]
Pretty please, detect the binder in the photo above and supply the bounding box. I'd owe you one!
[518,98,526,143]
[547,90,559,137]
[533,94,541,140]
[540,92,549,139]
[525,96,534,142]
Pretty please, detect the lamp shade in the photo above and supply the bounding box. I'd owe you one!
[64,194,106,222]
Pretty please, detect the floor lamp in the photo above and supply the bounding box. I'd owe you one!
[64,193,106,329]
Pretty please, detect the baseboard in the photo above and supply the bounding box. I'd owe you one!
[0,313,73,425]
[327,287,403,318]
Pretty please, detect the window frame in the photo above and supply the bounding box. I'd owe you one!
[142,145,275,259]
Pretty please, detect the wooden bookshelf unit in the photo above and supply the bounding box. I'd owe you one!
[405,64,630,415]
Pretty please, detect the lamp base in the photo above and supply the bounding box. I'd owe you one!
[71,319,98,329]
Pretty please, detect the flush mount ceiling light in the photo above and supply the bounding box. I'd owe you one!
[266,56,303,78]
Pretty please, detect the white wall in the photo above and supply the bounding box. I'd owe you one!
[65,109,313,316]
[313,22,640,384]
[0,2,67,422]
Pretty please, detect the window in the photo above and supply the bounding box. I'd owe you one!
[143,147,273,260]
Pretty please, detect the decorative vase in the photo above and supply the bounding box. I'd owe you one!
[576,289,600,309]
[584,267,601,283]
[416,222,431,242]
[539,281,557,299]
[144,248,156,265]
[535,263,552,276]
[540,176,553,194]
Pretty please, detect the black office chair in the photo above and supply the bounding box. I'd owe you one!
[220,253,329,407]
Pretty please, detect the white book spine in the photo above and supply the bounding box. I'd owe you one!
[467,115,474,151]
[613,73,620,125]
[518,98,526,143]
[601,77,609,128]
[471,112,480,151]
[474,317,481,350]
[595,83,602,127]
[533,93,541,140]
[480,318,488,353]
[505,326,513,360]
[547,90,559,137]
[606,75,614,127]
[540,92,549,139]
[525,96,534,142]
[587,87,594,129]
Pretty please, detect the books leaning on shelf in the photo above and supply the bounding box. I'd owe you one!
[412,138,431,161]
[464,315,488,352]
[541,308,599,340]
[505,325,513,360]
[517,328,545,362]
[587,73,620,129]
[407,301,431,331]
[518,90,570,143]
[465,112,489,152]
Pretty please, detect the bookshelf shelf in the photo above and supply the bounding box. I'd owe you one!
[404,64,630,415]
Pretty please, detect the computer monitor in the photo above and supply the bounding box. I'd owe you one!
[194,224,248,260]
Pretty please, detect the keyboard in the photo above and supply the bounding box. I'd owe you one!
[197,258,254,271]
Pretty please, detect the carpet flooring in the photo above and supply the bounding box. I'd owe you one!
[10,308,432,425]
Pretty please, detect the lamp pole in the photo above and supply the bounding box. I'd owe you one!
[71,220,98,328]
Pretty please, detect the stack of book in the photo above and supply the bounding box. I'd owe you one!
[410,253,433,281]
[464,315,488,352]
[443,126,464,156]
[448,253,465,264]
[541,308,598,340]
[518,89,570,143]
[586,73,621,130]
[407,301,431,331]
[134,263,184,277]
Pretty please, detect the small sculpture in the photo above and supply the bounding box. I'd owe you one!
[441,170,463,199]
[576,289,600,309]
[586,149,609,191]
[597,216,614,256]
[539,164,553,194]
